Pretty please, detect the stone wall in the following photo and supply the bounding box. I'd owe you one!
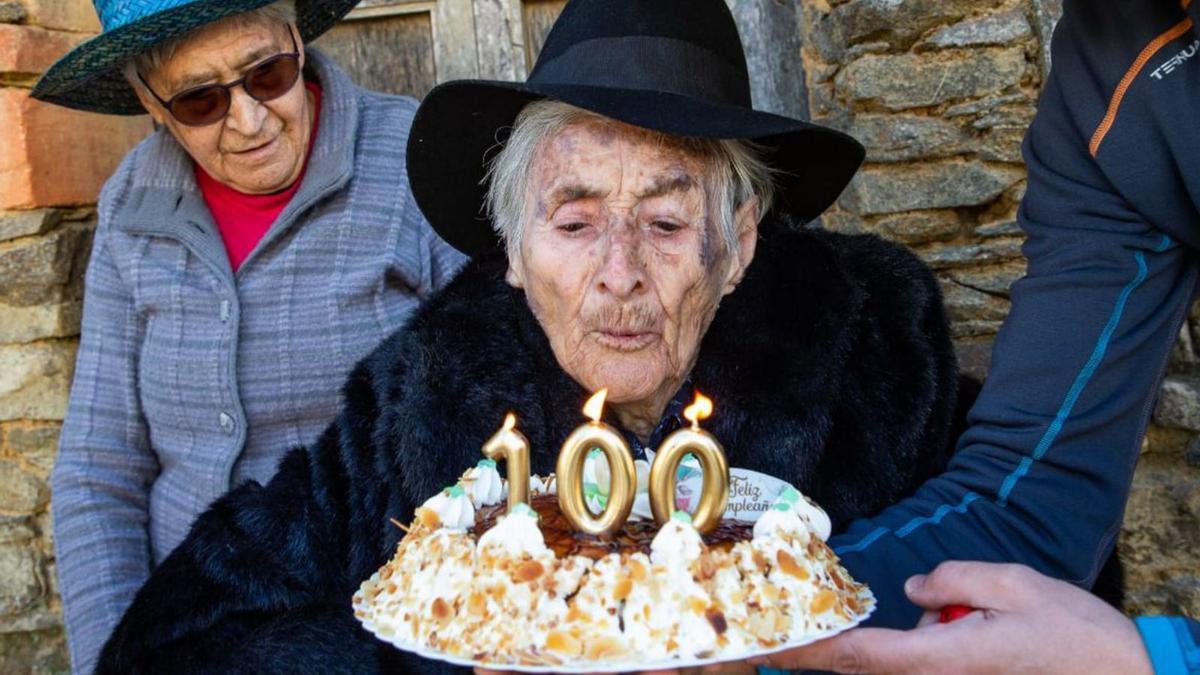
[803,0,1041,378]
[0,0,1197,672]
[0,1,150,672]
[802,0,1199,618]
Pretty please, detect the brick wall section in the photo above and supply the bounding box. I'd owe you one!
[0,1,149,672]
[0,89,151,209]
[802,0,1199,617]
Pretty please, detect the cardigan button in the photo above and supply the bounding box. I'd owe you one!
[219,299,231,323]
[218,412,235,434]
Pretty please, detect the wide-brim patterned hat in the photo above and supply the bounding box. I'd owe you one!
[31,0,359,115]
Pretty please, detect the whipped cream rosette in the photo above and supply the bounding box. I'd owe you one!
[353,461,874,672]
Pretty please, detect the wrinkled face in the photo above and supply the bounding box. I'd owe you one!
[134,19,313,194]
[507,118,758,407]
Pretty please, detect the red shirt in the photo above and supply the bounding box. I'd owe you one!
[196,81,322,272]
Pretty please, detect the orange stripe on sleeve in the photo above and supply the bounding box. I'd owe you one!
[1089,17,1194,157]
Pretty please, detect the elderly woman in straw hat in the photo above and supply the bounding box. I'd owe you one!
[31,1,464,672]
[91,0,970,673]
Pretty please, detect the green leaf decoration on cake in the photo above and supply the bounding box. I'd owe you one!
[670,510,694,525]
[778,486,802,505]
[511,502,537,518]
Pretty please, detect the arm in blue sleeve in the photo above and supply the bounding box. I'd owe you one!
[1136,616,1200,674]
[53,163,161,675]
[827,7,1200,627]
[97,364,396,674]
[394,179,465,298]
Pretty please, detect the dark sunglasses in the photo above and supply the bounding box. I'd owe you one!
[139,29,301,127]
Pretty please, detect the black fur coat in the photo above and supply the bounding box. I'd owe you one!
[97,224,960,674]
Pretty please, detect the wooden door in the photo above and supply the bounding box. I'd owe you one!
[314,0,808,119]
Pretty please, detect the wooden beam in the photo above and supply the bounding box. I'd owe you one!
[432,0,481,81]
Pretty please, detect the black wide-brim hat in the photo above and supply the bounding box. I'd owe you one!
[31,0,359,115]
[408,0,865,257]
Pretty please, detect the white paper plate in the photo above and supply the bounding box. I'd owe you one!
[355,587,874,673]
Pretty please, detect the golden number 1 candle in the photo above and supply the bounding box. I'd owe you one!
[649,392,729,534]
[557,389,636,536]
[481,413,531,511]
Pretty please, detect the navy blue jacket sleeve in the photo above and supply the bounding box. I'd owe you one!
[828,2,1200,627]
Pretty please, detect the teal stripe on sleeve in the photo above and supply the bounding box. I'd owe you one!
[834,234,1172,556]
[1169,616,1200,672]
[1137,616,1189,674]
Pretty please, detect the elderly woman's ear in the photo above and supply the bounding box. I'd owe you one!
[721,196,761,296]
[130,85,164,126]
[505,254,526,289]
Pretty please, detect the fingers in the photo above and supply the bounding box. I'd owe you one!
[639,660,754,675]
[752,627,942,673]
[699,661,757,675]
[905,561,1039,613]
[915,609,941,628]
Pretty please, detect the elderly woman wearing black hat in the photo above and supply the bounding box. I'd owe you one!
[33,2,464,673]
[95,1,963,673]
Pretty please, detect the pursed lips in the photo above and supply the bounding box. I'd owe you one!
[590,326,661,351]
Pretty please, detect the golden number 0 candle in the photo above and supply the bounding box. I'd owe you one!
[556,389,637,536]
[481,413,531,511]
[648,392,729,534]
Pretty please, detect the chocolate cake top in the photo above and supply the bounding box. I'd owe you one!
[473,494,752,560]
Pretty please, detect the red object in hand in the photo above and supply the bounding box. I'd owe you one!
[939,604,974,623]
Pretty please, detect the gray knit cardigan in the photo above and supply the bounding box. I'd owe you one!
[51,49,465,675]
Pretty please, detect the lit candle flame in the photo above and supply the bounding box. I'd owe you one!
[583,388,608,422]
[683,391,713,429]
[484,412,530,512]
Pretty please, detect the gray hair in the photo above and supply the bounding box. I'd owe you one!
[122,1,297,89]
[483,100,776,258]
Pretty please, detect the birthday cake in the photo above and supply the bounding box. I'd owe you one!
[352,459,874,669]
